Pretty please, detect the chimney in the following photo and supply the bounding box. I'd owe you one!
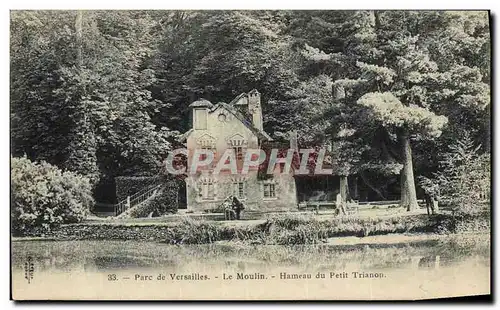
[248,89,263,131]
[289,130,298,150]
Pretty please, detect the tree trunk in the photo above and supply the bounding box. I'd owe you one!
[75,10,83,69]
[400,171,408,206]
[484,113,491,153]
[339,175,349,215]
[399,131,419,211]
[352,175,359,201]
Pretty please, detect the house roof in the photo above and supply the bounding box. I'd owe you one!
[212,102,273,141]
[229,93,248,105]
[179,91,273,142]
[177,128,194,142]
[248,89,260,95]
[188,98,214,108]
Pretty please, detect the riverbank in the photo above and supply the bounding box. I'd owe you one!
[11,231,490,300]
[13,211,490,245]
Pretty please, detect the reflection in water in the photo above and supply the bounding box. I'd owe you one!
[11,236,490,275]
[417,255,440,269]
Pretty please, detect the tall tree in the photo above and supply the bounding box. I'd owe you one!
[64,10,100,186]
[11,11,176,201]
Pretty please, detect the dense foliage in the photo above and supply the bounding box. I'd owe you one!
[11,156,93,235]
[10,10,490,211]
[434,134,490,213]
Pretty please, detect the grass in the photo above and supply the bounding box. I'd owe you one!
[27,211,490,245]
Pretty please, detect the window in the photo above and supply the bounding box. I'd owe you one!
[196,134,216,164]
[263,183,276,199]
[218,113,227,122]
[207,182,215,199]
[227,134,246,160]
[233,147,243,160]
[201,180,215,200]
[233,181,246,199]
[194,108,207,130]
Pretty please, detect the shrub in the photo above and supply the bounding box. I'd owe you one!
[147,186,179,215]
[171,218,229,244]
[11,156,94,236]
[434,134,490,214]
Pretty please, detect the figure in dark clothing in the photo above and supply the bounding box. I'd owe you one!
[423,183,440,215]
[231,197,245,220]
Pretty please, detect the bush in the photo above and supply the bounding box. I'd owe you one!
[169,218,234,244]
[434,135,490,214]
[148,184,179,214]
[11,156,94,236]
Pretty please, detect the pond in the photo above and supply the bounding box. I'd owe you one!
[11,235,490,300]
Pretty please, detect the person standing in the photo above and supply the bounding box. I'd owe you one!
[232,197,245,220]
[423,182,440,215]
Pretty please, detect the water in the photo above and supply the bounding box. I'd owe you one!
[11,236,490,300]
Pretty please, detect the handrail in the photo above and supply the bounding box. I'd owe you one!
[114,183,162,216]
[119,183,159,204]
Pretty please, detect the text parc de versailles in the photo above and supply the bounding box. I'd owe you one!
[134,271,385,281]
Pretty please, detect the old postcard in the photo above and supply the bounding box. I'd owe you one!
[10,10,491,300]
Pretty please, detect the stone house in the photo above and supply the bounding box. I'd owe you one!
[179,90,298,212]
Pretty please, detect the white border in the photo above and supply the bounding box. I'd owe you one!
[2,1,497,308]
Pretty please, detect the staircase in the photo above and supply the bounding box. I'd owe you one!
[92,183,165,217]
[113,184,162,216]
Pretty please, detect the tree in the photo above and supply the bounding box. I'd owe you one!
[10,10,489,208]
[282,12,405,206]
[11,11,176,201]
[64,10,100,186]
[287,11,459,210]
[357,92,447,210]
[433,133,490,214]
[150,11,302,135]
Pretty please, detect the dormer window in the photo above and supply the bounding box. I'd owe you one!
[194,108,207,130]
[196,134,216,164]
